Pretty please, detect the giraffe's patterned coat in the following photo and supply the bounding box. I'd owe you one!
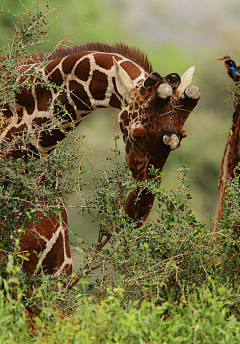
[0,43,200,276]
[1,47,148,156]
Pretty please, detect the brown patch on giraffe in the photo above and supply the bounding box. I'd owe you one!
[21,228,42,275]
[120,110,128,120]
[16,90,35,115]
[112,54,122,62]
[30,214,60,239]
[131,112,138,120]
[32,117,48,128]
[5,123,26,137]
[45,59,62,73]
[40,128,66,147]
[109,93,121,108]
[31,116,66,146]
[17,65,33,74]
[62,53,88,75]
[5,124,27,140]
[89,70,108,101]
[75,58,91,82]
[120,61,141,80]
[93,53,114,70]
[2,105,13,119]
[69,80,92,111]
[64,264,72,275]
[35,85,52,111]
[48,68,63,86]
[54,88,77,121]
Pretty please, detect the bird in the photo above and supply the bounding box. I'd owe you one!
[217,55,240,82]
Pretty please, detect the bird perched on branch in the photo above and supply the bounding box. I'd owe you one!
[217,55,240,82]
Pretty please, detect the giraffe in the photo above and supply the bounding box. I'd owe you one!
[0,42,200,276]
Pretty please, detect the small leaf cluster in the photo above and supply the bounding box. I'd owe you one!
[0,3,57,107]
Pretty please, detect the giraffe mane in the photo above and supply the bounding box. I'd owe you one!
[31,42,153,73]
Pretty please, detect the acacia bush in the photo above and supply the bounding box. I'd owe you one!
[76,163,239,302]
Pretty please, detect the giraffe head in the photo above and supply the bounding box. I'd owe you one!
[114,58,200,181]
[113,58,200,224]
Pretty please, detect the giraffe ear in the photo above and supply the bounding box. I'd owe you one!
[176,66,195,97]
[113,56,135,101]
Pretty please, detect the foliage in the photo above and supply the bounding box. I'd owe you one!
[0,2,53,107]
[0,278,239,343]
[33,285,240,344]
[72,164,239,303]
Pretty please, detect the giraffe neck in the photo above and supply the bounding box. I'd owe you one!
[1,51,147,156]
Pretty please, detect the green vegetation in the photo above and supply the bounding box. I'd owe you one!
[1,282,239,343]
[0,2,239,343]
[0,156,239,342]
